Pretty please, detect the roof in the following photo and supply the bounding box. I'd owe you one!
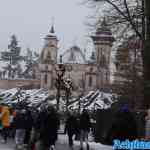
[96,18,112,35]
[44,25,57,40]
[91,18,115,42]
[62,46,86,64]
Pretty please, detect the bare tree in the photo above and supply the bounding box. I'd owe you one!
[84,0,150,108]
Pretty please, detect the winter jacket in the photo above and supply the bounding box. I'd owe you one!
[0,106,10,127]
[65,115,78,135]
[24,110,33,130]
[79,112,91,132]
[107,110,138,143]
[13,110,26,129]
[37,110,60,145]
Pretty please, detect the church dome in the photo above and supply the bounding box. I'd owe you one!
[91,18,115,43]
[96,19,112,35]
[62,46,86,64]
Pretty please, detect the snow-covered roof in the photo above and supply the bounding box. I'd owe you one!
[69,90,115,110]
[62,46,86,64]
[0,88,116,111]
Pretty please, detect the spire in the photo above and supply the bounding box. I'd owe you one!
[50,25,55,34]
[49,17,55,34]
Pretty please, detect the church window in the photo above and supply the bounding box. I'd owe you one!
[44,74,48,84]
[90,67,93,72]
[89,76,93,87]
[46,51,51,62]
[106,71,109,82]
[44,65,48,84]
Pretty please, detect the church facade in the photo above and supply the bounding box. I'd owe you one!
[39,20,114,96]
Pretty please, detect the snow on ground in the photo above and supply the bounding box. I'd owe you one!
[58,134,112,150]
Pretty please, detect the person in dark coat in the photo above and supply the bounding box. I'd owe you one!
[36,105,60,150]
[13,109,27,149]
[107,104,138,144]
[64,111,78,149]
[24,108,33,147]
[79,109,91,150]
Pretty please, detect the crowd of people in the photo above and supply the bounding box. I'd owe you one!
[0,102,150,150]
[0,103,92,150]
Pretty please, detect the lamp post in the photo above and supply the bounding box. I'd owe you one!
[16,84,22,103]
[78,76,85,113]
[55,64,66,111]
[64,78,72,112]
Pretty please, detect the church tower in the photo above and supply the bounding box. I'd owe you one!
[40,25,58,89]
[41,25,58,64]
[91,18,114,89]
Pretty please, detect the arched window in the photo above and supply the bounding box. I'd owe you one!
[44,65,48,84]
[89,76,93,87]
[45,51,51,63]
[106,71,109,82]
[44,74,47,84]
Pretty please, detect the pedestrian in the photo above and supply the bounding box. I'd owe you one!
[35,104,60,150]
[29,108,40,150]
[145,108,150,140]
[24,108,33,148]
[79,109,91,150]
[64,111,78,149]
[8,107,15,138]
[0,103,10,143]
[107,104,138,144]
[74,112,80,141]
[13,108,27,149]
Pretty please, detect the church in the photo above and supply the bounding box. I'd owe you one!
[39,20,115,96]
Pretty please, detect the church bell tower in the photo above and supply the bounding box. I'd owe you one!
[91,18,115,88]
[40,25,58,89]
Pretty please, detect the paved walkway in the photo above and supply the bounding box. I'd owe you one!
[0,135,112,150]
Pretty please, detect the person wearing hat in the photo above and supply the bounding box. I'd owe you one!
[0,103,10,143]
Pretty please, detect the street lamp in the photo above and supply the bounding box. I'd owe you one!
[78,75,85,113]
[55,64,66,111]
[64,78,72,112]
[16,84,22,103]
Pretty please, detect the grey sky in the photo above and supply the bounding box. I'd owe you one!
[0,0,91,53]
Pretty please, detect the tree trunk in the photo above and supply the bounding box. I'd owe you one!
[143,0,150,109]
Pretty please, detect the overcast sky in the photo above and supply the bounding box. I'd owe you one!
[0,0,92,53]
